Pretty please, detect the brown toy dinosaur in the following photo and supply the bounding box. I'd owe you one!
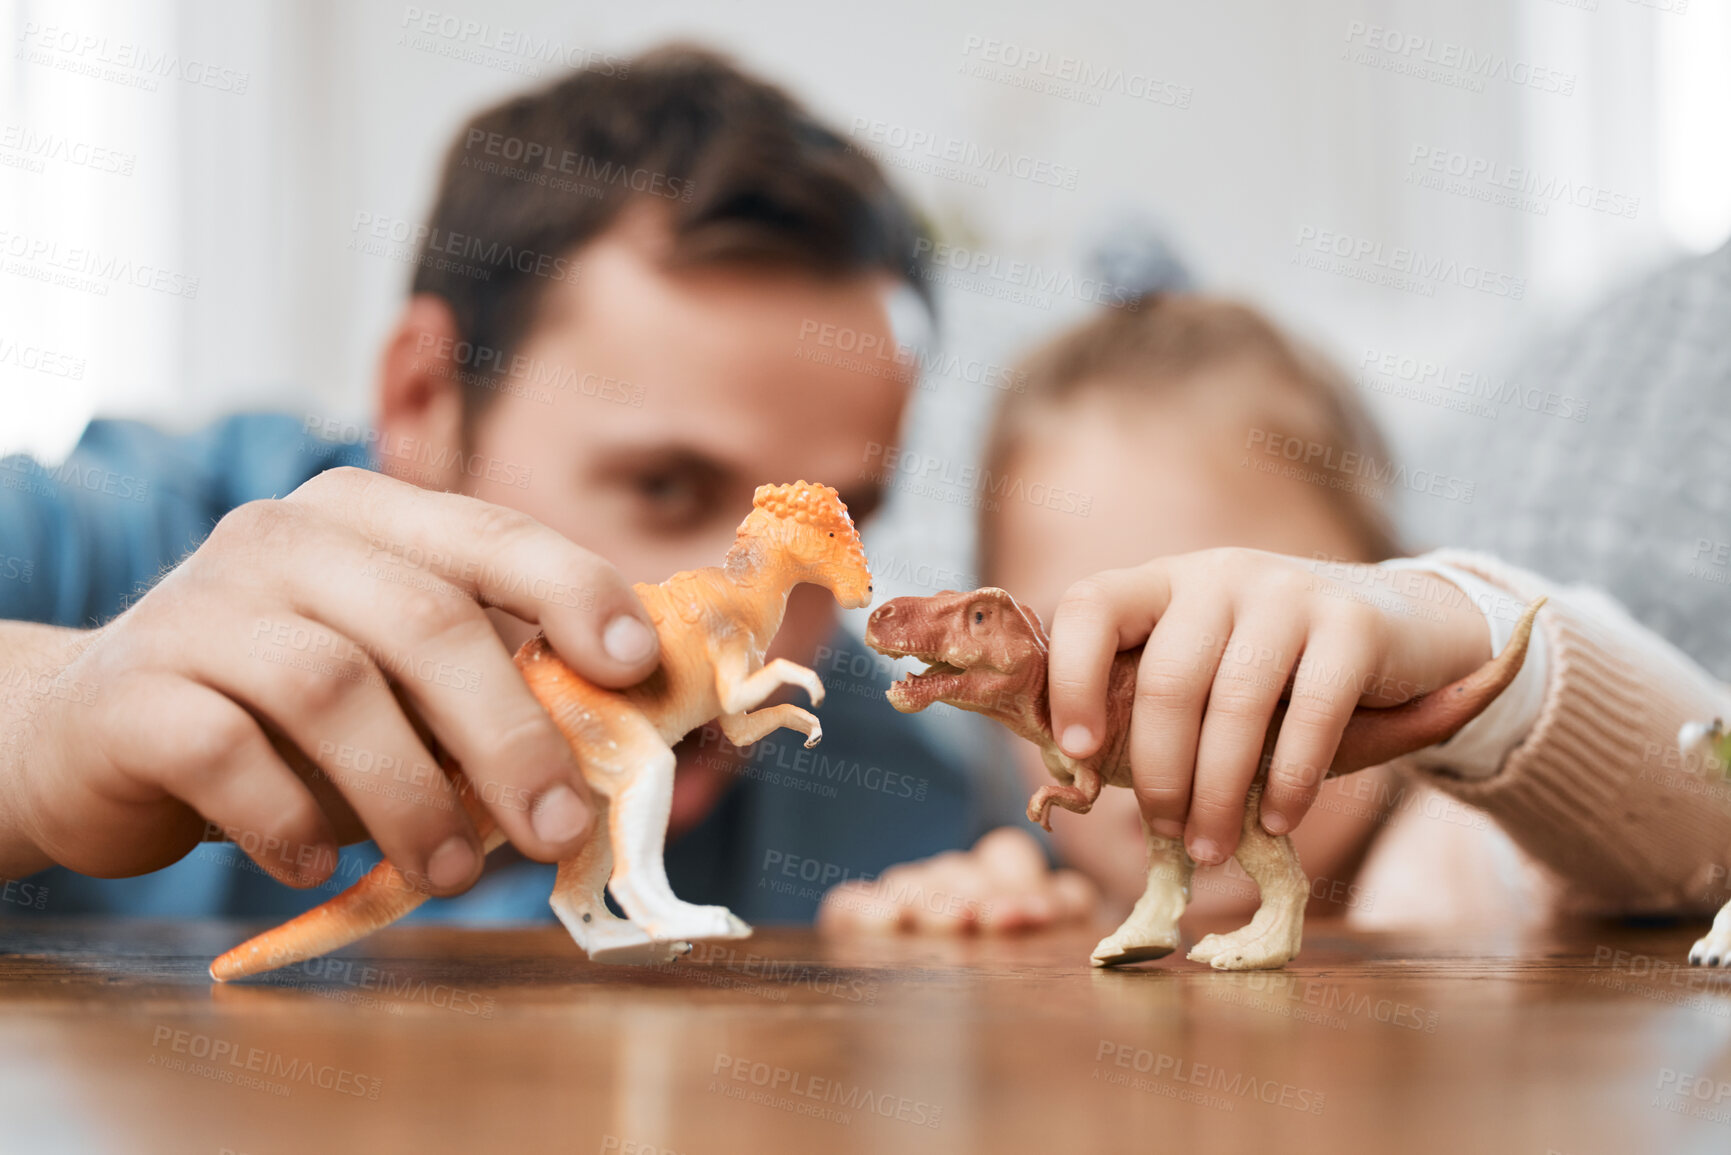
[865,586,1543,970]
[211,481,872,981]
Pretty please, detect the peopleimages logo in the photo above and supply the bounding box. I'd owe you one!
[710,1053,943,1129]
[0,228,199,299]
[848,118,1080,190]
[15,21,251,94]
[957,36,1194,109]
[0,124,136,176]
[862,441,1094,516]
[1293,226,1525,301]
[397,8,626,75]
[1341,21,1576,96]
[794,319,1027,393]
[1357,347,1588,423]
[1242,428,1476,504]
[911,238,1139,310]
[149,1026,382,1099]
[349,211,582,284]
[1406,145,1639,220]
[461,129,694,201]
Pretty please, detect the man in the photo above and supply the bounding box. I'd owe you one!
[0,46,988,925]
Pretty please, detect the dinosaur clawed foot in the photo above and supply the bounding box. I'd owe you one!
[1186,913,1301,971]
[1087,914,1184,969]
[1090,924,1182,968]
[1690,928,1731,967]
[589,938,693,966]
[642,904,753,946]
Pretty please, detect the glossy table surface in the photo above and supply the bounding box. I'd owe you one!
[2,917,1730,1154]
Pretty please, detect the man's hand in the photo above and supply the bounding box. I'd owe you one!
[0,467,660,893]
[818,827,1098,934]
[1044,548,1490,865]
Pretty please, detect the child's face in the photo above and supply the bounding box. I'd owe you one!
[986,377,1371,622]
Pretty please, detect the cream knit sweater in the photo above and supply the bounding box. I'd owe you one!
[1354,549,1731,930]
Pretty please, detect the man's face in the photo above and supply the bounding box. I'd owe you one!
[379,218,912,829]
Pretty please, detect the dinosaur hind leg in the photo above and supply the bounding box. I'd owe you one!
[549,800,688,966]
[588,733,750,947]
[1092,820,1193,967]
[1187,786,1307,971]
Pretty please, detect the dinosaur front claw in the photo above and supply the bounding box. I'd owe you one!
[1027,785,1092,831]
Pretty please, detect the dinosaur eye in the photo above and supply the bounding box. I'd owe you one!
[828,532,834,537]
[974,610,985,624]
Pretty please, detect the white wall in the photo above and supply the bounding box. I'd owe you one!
[2,0,1725,505]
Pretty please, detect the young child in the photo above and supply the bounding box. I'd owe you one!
[821,292,1731,938]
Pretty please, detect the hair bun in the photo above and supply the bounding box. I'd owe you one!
[1084,211,1195,304]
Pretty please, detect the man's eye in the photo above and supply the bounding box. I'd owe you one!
[631,469,716,533]
[641,471,695,505]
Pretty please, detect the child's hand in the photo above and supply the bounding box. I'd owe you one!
[0,468,661,890]
[818,827,1098,934]
[1045,548,1490,864]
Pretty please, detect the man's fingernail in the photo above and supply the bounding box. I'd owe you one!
[1262,811,1291,835]
[427,836,478,890]
[532,783,590,845]
[1059,725,1093,756]
[1149,819,1185,840]
[603,614,657,664]
[1188,837,1223,865]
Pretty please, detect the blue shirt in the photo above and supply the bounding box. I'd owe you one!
[0,414,985,925]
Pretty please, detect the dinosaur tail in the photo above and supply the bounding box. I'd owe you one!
[209,784,505,983]
[1330,596,1546,775]
[209,857,432,982]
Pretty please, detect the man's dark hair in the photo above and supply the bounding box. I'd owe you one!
[410,43,931,411]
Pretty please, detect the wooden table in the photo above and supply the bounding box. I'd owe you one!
[2,917,1729,1154]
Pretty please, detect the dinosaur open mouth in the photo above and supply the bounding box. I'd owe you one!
[908,658,964,680]
[865,617,971,708]
[873,646,969,712]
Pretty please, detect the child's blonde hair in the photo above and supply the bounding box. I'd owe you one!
[981,295,1403,569]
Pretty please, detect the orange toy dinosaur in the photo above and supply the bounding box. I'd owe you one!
[210,481,872,981]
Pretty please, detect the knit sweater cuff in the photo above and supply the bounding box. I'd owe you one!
[1400,550,1731,914]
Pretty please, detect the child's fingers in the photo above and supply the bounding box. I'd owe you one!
[1048,566,1173,758]
[1126,599,1232,837]
[972,826,1047,889]
[1185,613,1304,863]
[912,853,990,932]
[820,830,1096,939]
[1260,630,1380,834]
[1051,869,1101,919]
[817,880,888,930]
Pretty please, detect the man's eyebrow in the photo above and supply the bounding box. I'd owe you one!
[837,484,882,519]
[590,442,881,516]
[589,442,746,477]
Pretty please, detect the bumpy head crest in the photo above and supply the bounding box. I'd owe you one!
[750,481,866,553]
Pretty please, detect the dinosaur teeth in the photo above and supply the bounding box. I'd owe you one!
[911,659,964,678]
